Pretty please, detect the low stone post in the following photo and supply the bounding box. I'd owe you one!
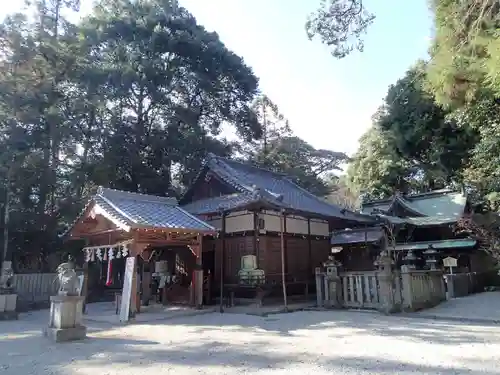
[44,260,87,342]
[375,250,396,314]
[400,267,413,311]
[315,267,324,307]
[324,259,342,308]
[445,274,455,299]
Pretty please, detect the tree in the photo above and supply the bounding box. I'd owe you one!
[346,125,413,199]
[80,0,262,195]
[347,65,477,199]
[0,0,83,268]
[426,0,500,107]
[424,0,500,212]
[240,94,347,196]
[379,64,477,189]
[253,135,348,196]
[306,0,375,58]
[242,94,293,166]
[325,174,359,210]
[453,99,500,211]
[456,213,500,264]
[0,0,264,269]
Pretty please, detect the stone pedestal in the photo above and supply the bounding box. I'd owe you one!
[375,250,397,314]
[44,295,86,342]
[0,291,18,320]
[323,260,342,308]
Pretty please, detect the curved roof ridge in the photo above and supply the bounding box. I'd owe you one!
[99,187,178,205]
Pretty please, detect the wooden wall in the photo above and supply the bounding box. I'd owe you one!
[209,234,330,285]
[205,210,330,236]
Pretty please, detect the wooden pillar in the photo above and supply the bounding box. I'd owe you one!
[219,211,226,313]
[139,248,152,306]
[195,234,203,309]
[82,261,89,314]
[283,212,288,275]
[130,242,148,316]
[307,218,312,282]
[280,209,288,310]
[253,211,259,267]
[189,235,203,309]
[82,239,90,314]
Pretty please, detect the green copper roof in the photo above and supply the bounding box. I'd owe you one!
[362,189,467,227]
[377,214,459,227]
[362,189,467,219]
[392,239,477,251]
[402,191,466,218]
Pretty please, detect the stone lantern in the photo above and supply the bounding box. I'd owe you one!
[423,245,439,270]
[401,250,417,272]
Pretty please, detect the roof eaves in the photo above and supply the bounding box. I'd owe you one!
[405,189,457,200]
[179,158,212,204]
[100,186,177,205]
[362,197,394,207]
[92,202,132,232]
[96,192,137,226]
[206,156,251,193]
[394,196,427,217]
[60,195,95,239]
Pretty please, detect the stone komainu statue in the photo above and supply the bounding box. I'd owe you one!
[0,266,13,289]
[56,262,79,296]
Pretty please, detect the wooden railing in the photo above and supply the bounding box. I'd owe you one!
[339,271,380,309]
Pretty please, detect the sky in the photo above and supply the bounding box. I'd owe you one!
[0,0,432,157]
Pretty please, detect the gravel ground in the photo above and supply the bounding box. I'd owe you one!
[1,309,500,375]
[415,291,500,323]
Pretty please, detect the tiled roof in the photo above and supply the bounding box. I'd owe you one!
[187,154,374,222]
[330,227,384,245]
[66,187,215,235]
[181,191,287,215]
[362,189,467,226]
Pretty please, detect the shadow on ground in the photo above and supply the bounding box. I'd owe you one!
[0,309,499,375]
[172,309,500,345]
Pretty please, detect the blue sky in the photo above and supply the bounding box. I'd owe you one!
[1,0,432,156]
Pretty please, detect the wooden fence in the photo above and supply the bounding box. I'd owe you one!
[340,271,380,309]
[11,273,58,310]
[401,270,446,310]
[320,268,446,312]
